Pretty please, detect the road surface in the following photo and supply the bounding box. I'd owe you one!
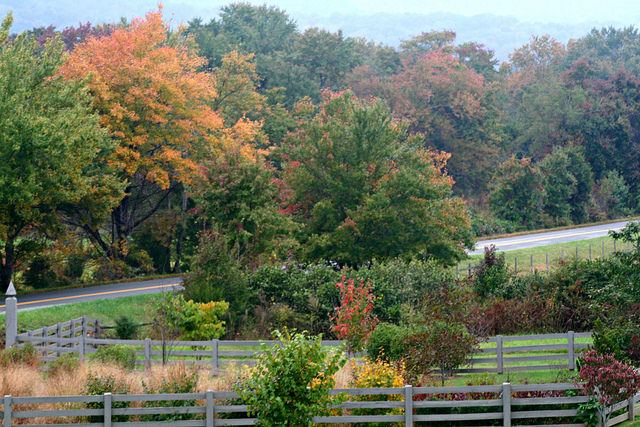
[469,220,632,255]
[0,276,183,313]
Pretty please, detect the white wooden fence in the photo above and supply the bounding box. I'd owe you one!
[16,318,593,374]
[3,382,635,426]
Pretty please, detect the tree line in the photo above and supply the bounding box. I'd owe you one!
[2,4,640,291]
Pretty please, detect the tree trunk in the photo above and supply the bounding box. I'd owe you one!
[0,237,16,293]
[173,189,188,273]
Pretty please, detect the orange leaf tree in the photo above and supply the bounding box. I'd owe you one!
[59,8,257,261]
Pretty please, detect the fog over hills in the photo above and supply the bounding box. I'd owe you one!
[2,0,639,61]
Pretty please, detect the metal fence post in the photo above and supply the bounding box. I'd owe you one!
[206,390,214,427]
[211,339,219,373]
[5,282,17,348]
[589,244,592,260]
[104,392,112,427]
[602,240,605,257]
[514,257,517,274]
[502,383,511,427]
[144,338,152,370]
[456,265,459,280]
[568,331,575,370]
[530,254,533,272]
[3,395,11,427]
[497,335,504,374]
[404,385,413,426]
[614,240,617,252]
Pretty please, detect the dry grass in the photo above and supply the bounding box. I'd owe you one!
[0,362,247,398]
[0,359,360,425]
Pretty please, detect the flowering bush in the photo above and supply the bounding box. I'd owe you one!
[330,276,378,352]
[350,358,405,426]
[578,350,640,425]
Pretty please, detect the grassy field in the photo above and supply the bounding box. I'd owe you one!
[458,234,626,277]
[1,293,163,332]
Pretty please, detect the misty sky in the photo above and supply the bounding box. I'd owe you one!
[3,0,640,29]
[2,0,640,62]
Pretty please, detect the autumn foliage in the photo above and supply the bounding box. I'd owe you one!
[58,8,225,189]
[330,276,378,352]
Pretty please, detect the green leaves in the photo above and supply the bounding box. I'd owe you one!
[281,91,471,266]
[235,329,345,426]
[0,16,121,290]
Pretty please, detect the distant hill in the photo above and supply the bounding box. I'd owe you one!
[0,1,632,61]
[296,12,625,62]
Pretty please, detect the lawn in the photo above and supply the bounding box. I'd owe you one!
[1,293,163,333]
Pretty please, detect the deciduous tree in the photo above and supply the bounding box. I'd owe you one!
[59,8,256,263]
[281,91,472,266]
[0,13,121,291]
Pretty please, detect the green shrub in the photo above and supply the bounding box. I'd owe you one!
[49,352,79,376]
[142,367,199,421]
[24,255,66,289]
[90,344,136,369]
[247,262,340,335]
[182,230,247,333]
[0,343,39,367]
[592,318,640,366]
[366,322,411,362]
[471,245,509,298]
[114,315,138,340]
[234,329,345,426]
[85,372,130,422]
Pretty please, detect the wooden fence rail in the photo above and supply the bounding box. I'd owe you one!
[16,325,593,374]
[3,383,634,426]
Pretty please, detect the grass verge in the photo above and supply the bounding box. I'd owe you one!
[1,293,163,332]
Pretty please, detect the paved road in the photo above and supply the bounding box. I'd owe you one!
[469,220,632,255]
[0,277,183,313]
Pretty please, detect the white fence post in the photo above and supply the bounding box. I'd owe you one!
[496,335,504,374]
[502,383,511,427]
[404,385,413,426]
[104,392,112,427]
[3,395,11,427]
[206,390,214,427]
[567,331,575,370]
[5,282,17,348]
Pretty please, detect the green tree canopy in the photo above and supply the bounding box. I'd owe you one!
[281,91,472,266]
[0,13,121,291]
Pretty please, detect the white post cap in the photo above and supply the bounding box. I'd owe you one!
[6,280,16,296]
